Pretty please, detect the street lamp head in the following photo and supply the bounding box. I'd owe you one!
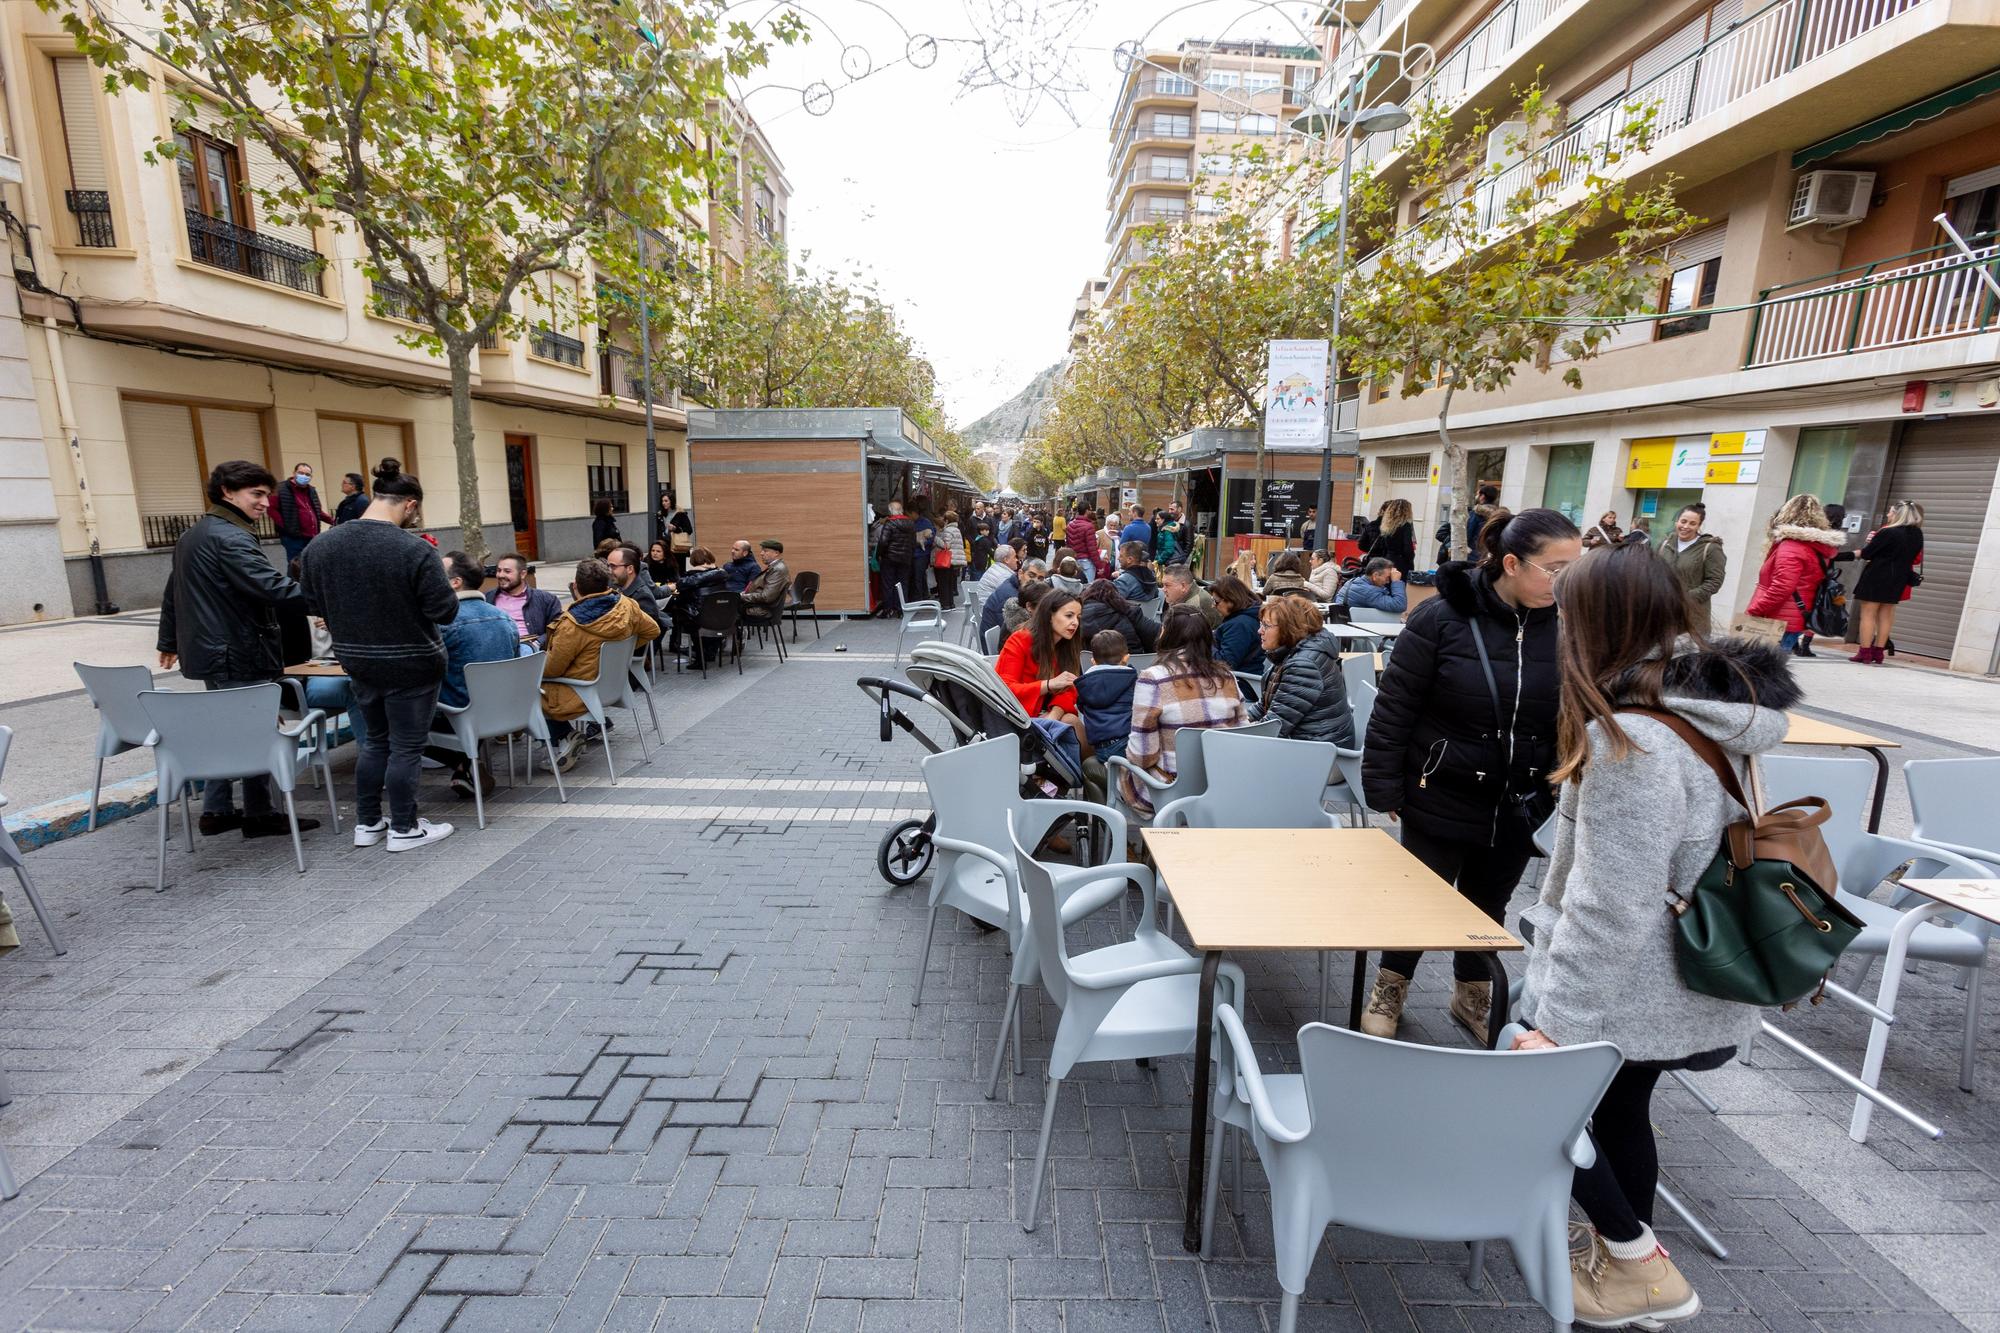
[1290,100,1411,138]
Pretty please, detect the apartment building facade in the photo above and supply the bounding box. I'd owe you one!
[1323,0,2000,670]
[0,4,789,622]
[1104,39,1324,305]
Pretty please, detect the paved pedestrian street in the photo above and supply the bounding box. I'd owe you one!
[2,619,1997,1332]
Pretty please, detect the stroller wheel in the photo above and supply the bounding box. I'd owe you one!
[877,819,934,886]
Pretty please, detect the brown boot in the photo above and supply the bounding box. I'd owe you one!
[1449,980,1491,1034]
[1571,1230,1702,1330]
[1358,968,1409,1039]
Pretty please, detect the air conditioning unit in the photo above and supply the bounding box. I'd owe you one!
[1788,170,1874,229]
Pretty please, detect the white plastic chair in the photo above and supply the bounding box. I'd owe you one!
[1338,651,1376,706]
[75,662,168,831]
[428,653,569,829]
[548,635,649,784]
[895,585,947,664]
[1211,1006,1619,1332]
[1762,754,1994,1141]
[1006,811,1244,1233]
[139,684,335,892]
[0,725,64,955]
[0,1057,18,1199]
[1347,607,1403,625]
[1153,730,1341,832]
[983,624,1003,654]
[1104,718,1281,849]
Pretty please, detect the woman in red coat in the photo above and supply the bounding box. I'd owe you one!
[996,591,1089,752]
[1744,494,1846,653]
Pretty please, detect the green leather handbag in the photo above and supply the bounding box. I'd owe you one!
[1620,708,1862,1007]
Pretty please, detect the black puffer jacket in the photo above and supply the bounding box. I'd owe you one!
[1079,582,1156,653]
[1252,630,1354,746]
[1361,561,1559,847]
[156,503,300,682]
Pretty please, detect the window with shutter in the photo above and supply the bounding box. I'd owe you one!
[123,401,207,523]
[198,407,268,470]
[53,57,115,247]
[317,418,364,487]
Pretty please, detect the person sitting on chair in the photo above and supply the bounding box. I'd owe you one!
[541,558,660,771]
[1076,629,1139,762]
[1335,556,1407,612]
[739,539,792,632]
[427,551,523,798]
[1111,541,1158,603]
[664,547,730,665]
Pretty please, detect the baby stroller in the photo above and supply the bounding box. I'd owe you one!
[855,641,1086,886]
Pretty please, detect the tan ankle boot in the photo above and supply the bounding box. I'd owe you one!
[1359,968,1409,1038]
[1449,980,1491,1034]
[1571,1232,1701,1329]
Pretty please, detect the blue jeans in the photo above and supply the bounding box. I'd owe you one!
[280,534,310,567]
[350,677,440,832]
[1779,630,1800,651]
[303,676,367,751]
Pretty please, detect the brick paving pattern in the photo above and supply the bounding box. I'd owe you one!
[0,621,1993,1330]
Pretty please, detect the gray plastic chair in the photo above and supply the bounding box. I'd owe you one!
[0,1057,18,1199]
[75,662,168,831]
[429,653,568,829]
[548,635,649,784]
[896,585,947,663]
[1154,730,1342,832]
[1211,1005,1620,1332]
[1006,810,1244,1233]
[1338,650,1376,705]
[0,725,65,955]
[140,684,335,892]
[1763,754,1994,1142]
[1347,607,1403,625]
[982,624,1002,654]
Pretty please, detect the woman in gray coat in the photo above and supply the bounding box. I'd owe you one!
[1513,542,1801,1330]
[1247,595,1354,746]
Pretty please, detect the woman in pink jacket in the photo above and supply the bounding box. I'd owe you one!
[1744,494,1846,653]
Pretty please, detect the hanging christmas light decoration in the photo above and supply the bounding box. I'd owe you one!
[955,0,1097,126]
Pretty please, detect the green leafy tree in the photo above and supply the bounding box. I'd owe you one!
[52,0,801,562]
[1336,87,1698,558]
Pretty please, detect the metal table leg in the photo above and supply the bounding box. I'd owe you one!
[1349,949,1369,1029]
[1478,952,1511,1050]
[1862,745,1889,834]
[1182,949,1223,1253]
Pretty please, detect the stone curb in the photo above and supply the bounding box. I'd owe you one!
[3,774,159,852]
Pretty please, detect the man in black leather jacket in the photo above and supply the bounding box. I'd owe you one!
[157,459,318,839]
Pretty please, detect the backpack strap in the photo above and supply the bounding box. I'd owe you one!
[1615,705,1754,814]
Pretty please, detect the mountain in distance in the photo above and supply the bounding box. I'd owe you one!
[961,361,1062,491]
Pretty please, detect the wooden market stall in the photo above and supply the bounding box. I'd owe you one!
[686,407,980,617]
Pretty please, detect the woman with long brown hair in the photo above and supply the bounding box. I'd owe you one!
[1361,497,1416,576]
[1514,542,1799,1329]
[995,589,1089,749]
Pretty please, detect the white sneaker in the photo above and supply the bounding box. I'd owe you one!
[353,818,389,848]
[386,818,454,852]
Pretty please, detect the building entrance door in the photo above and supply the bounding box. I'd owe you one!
[505,434,538,560]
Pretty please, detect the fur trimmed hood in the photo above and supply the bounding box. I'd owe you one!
[1769,523,1845,547]
[1609,635,1801,755]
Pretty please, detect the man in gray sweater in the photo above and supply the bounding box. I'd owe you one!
[299,460,458,852]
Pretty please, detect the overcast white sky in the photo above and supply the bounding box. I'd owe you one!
[734,1,1323,425]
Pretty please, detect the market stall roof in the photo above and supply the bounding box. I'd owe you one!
[686,406,978,491]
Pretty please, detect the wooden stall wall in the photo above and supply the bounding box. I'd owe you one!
[690,438,869,612]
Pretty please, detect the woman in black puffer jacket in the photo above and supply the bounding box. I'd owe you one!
[1358,507,1580,1039]
[1078,578,1156,654]
[1249,595,1354,746]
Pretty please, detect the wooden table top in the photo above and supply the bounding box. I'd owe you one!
[1899,879,2000,927]
[1143,827,1524,954]
[1784,713,1897,749]
[284,661,348,678]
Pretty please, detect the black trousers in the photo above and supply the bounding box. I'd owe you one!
[934,565,959,608]
[1378,818,1531,983]
[1570,1063,1662,1243]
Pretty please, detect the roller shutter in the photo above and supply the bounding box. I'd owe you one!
[53,58,108,191]
[123,400,205,519]
[1882,419,2000,661]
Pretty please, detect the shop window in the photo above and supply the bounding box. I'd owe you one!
[1540,443,1593,524]
[1789,426,1855,510]
[586,442,628,511]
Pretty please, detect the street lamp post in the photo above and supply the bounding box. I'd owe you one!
[1291,100,1410,554]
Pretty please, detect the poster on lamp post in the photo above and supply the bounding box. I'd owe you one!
[1263,339,1329,449]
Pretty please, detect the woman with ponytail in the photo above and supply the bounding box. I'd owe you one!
[1357,507,1578,1038]
[1513,541,1798,1329]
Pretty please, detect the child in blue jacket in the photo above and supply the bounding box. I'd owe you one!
[1075,630,1139,761]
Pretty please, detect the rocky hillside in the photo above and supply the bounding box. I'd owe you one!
[962,361,1062,447]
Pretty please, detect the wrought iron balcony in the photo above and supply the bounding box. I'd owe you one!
[369,275,424,323]
[142,511,276,550]
[529,325,585,368]
[598,344,652,400]
[183,208,324,295]
[65,190,115,247]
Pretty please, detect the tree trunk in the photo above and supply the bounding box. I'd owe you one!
[447,340,487,566]
[1437,383,1467,563]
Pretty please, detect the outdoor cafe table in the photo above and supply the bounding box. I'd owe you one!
[283,660,347,678]
[1143,826,1524,1252]
[1782,713,1899,832]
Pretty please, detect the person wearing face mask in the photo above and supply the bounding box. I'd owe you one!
[299,458,459,853]
[273,462,334,565]
[1655,503,1726,623]
[1358,506,1581,1039]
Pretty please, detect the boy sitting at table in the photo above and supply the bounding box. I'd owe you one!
[1076,629,1139,762]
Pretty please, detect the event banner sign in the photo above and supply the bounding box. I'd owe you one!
[1263,340,1329,449]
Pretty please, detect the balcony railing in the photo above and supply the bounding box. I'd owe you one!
[370,275,424,323]
[65,190,115,247]
[529,325,585,367]
[1745,236,2000,367]
[597,343,651,400]
[1108,120,1196,173]
[142,511,276,550]
[184,208,324,295]
[1394,0,1930,263]
[1355,0,1418,53]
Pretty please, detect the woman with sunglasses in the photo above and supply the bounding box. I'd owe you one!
[1358,507,1581,1038]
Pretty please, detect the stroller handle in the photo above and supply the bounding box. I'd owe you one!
[857,675,930,743]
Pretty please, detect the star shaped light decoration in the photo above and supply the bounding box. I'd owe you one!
[957,0,1097,126]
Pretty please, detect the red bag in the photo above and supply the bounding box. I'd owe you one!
[933,546,951,569]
